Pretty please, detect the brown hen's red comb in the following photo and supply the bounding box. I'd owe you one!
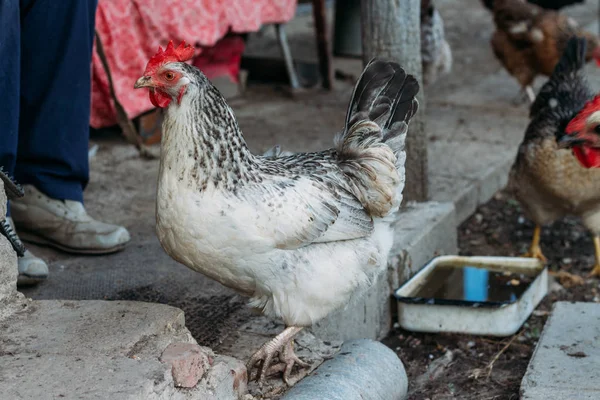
[566,94,600,134]
[143,40,195,76]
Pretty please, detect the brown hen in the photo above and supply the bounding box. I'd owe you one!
[508,36,600,280]
[485,0,600,104]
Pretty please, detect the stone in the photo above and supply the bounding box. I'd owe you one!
[520,302,600,399]
[0,179,19,313]
[201,355,248,400]
[0,299,248,399]
[0,227,18,306]
[160,343,212,388]
[0,179,5,216]
[282,339,408,400]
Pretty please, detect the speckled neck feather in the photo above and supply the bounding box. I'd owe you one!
[161,65,259,191]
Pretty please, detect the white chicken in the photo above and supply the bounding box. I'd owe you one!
[134,41,420,385]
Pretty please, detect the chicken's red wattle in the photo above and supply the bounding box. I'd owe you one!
[573,146,600,168]
[149,89,171,108]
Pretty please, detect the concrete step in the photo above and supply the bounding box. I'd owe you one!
[0,300,247,400]
[426,100,524,224]
[520,302,600,400]
[425,69,529,225]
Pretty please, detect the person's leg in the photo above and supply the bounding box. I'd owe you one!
[0,1,48,284]
[0,0,20,185]
[10,0,129,257]
[15,0,99,201]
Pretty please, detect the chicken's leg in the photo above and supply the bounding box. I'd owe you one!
[589,235,600,277]
[522,225,547,262]
[247,326,310,387]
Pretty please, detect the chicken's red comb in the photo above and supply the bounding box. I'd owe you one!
[143,40,195,76]
[566,94,600,134]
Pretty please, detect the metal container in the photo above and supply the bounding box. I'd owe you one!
[394,255,547,337]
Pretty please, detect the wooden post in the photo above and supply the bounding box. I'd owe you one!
[361,0,428,202]
[312,0,334,89]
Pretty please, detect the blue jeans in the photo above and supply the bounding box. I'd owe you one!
[0,0,98,205]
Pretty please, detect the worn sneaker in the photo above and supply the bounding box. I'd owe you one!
[10,185,130,254]
[6,217,49,285]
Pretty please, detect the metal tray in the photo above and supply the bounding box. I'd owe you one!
[394,255,547,337]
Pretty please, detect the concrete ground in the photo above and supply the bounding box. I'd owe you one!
[10,0,600,397]
[0,299,248,400]
[521,302,600,399]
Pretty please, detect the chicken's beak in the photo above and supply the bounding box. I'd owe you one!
[134,76,153,89]
[558,133,586,149]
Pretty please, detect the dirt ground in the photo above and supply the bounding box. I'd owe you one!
[384,190,600,400]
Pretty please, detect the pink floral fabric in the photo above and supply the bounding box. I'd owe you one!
[91,0,297,128]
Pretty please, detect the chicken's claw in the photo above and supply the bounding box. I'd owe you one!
[247,326,309,387]
[247,342,278,386]
[522,246,547,263]
[588,264,600,278]
[257,341,311,386]
[280,341,310,385]
[522,226,547,263]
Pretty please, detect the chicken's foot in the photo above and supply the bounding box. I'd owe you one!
[589,236,600,277]
[589,265,600,277]
[247,326,310,387]
[522,225,547,262]
[262,341,311,386]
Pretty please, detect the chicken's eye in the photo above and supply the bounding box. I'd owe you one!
[165,72,175,81]
[595,125,600,135]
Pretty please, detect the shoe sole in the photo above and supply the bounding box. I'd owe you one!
[17,230,129,255]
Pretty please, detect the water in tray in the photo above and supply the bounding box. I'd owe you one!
[408,264,537,305]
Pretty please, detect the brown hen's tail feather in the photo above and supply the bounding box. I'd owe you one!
[529,35,588,119]
[335,59,419,218]
[579,31,600,61]
[554,35,587,75]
